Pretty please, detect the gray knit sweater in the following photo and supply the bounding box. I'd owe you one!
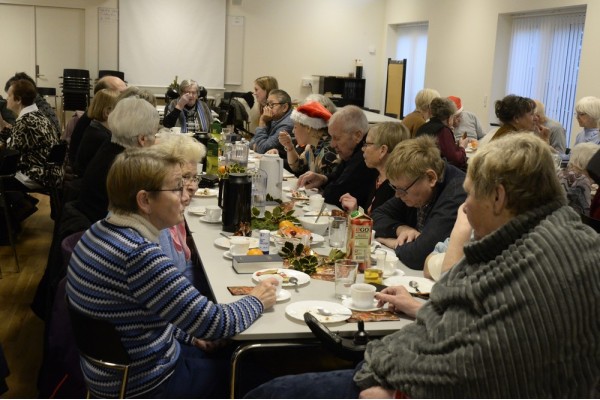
[354,202,600,397]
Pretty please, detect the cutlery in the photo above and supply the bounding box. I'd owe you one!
[220,232,232,239]
[314,202,327,223]
[288,276,299,292]
[409,280,421,293]
[315,307,352,317]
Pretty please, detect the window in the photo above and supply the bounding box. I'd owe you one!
[392,23,429,118]
[505,9,585,143]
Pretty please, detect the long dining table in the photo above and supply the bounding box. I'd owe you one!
[186,191,422,341]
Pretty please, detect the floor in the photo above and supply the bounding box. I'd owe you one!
[0,194,51,398]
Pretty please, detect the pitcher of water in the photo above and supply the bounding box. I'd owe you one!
[249,168,268,216]
[230,141,249,168]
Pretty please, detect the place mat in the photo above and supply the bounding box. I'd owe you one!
[347,310,400,323]
[227,286,254,296]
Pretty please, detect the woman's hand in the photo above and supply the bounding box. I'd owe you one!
[250,277,278,310]
[359,386,395,399]
[458,137,470,148]
[192,338,229,353]
[339,193,358,212]
[278,131,294,151]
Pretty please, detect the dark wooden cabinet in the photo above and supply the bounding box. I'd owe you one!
[318,76,365,107]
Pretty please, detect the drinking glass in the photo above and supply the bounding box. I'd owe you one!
[334,259,358,299]
[329,216,347,249]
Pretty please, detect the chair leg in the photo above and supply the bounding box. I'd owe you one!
[0,180,20,272]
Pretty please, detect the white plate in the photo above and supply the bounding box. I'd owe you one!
[303,209,332,216]
[285,300,352,324]
[199,216,221,224]
[383,275,435,294]
[223,251,233,260]
[276,289,291,302]
[187,206,206,216]
[271,231,325,245]
[283,170,295,178]
[382,268,404,278]
[252,268,310,287]
[194,188,218,197]
[342,298,382,312]
[214,236,260,249]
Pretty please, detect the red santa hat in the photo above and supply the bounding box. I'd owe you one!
[448,96,463,114]
[291,101,332,130]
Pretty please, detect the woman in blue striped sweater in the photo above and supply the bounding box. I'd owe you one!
[66,147,277,398]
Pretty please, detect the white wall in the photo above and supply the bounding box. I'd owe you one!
[382,0,600,147]
[225,0,386,107]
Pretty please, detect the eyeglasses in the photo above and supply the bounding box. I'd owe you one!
[183,175,200,185]
[576,112,587,117]
[388,176,422,196]
[146,182,185,196]
[362,142,378,149]
[266,102,284,108]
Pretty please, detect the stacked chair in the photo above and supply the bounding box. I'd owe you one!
[60,69,91,126]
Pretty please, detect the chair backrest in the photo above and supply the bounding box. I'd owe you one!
[47,141,68,165]
[38,87,57,97]
[0,150,20,176]
[67,299,130,365]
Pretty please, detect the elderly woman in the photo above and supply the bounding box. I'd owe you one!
[573,96,600,145]
[401,88,440,137]
[66,147,276,398]
[75,97,158,224]
[416,97,468,170]
[274,101,337,176]
[247,134,600,399]
[156,134,206,277]
[163,79,213,133]
[371,136,466,269]
[249,89,294,155]
[0,79,59,189]
[73,88,120,176]
[558,142,600,215]
[339,122,410,215]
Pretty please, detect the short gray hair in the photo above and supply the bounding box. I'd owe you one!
[328,105,368,136]
[109,97,159,148]
[569,142,600,174]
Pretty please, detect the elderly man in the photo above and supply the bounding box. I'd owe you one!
[74,97,157,223]
[372,136,466,269]
[449,95,485,141]
[296,105,378,209]
[246,133,600,398]
[249,89,294,156]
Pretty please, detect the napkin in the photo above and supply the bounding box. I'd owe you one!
[227,286,254,296]
[347,310,401,323]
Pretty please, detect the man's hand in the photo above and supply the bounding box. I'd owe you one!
[395,225,421,245]
[375,286,422,318]
[297,171,327,189]
[359,386,395,399]
[339,193,358,212]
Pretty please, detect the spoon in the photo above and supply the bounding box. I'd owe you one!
[288,276,299,292]
[220,232,232,239]
[409,280,421,293]
[314,202,327,223]
[316,307,351,317]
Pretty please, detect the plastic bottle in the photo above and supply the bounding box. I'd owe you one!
[259,229,270,255]
[206,137,219,175]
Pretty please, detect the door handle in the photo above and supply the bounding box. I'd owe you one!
[35,65,45,79]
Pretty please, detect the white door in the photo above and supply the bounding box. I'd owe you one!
[0,4,35,94]
[35,7,86,93]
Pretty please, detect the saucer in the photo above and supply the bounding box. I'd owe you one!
[187,206,206,216]
[223,251,233,260]
[276,289,291,302]
[199,216,221,224]
[342,298,381,312]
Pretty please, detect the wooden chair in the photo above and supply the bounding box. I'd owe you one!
[67,298,131,398]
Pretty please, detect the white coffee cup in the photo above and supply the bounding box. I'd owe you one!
[350,283,376,309]
[309,194,324,212]
[196,163,204,175]
[257,273,283,295]
[229,236,250,256]
[205,205,221,222]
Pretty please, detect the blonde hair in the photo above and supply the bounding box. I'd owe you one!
[254,76,279,96]
[87,89,119,121]
[107,147,184,214]
[368,122,410,154]
[415,88,440,113]
[468,133,565,214]
[385,136,445,181]
[154,133,206,163]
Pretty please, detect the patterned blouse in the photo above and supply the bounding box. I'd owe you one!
[289,135,339,176]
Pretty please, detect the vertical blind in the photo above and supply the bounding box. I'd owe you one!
[506,11,585,142]
[394,23,429,117]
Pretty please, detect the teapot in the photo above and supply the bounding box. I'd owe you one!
[218,173,252,233]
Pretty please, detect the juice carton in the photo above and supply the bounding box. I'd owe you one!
[345,210,373,272]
